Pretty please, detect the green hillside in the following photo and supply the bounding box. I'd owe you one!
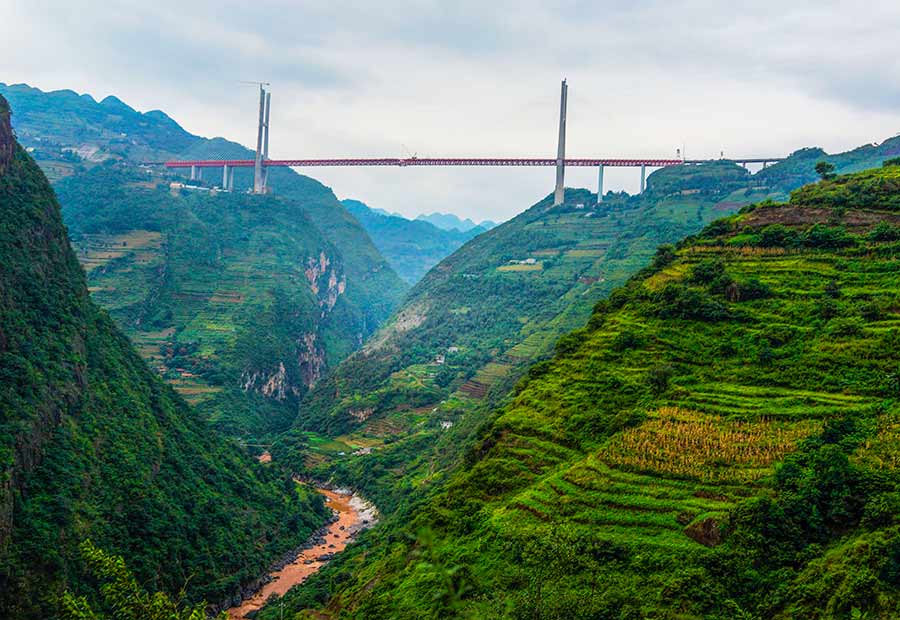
[290,162,774,513]
[0,95,329,619]
[2,83,408,441]
[0,82,201,180]
[342,199,484,284]
[280,163,900,620]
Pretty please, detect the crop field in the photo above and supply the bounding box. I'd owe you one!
[74,230,164,273]
[497,262,543,272]
[600,407,821,483]
[497,455,743,551]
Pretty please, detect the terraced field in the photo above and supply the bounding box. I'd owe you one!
[286,166,900,620]
[292,179,778,518]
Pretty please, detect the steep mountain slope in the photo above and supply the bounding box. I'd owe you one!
[0,95,328,618]
[54,163,404,439]
[2,83,408,440]
[342,199,484,284]
[278,162,900,620]
[290,162,773,512]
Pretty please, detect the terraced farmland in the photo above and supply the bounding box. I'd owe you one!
[291,165,900,620]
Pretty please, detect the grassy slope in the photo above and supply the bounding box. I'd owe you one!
[280,164,900,620]
[289,162,773,514]
[341,199,483,284]
[0,97,329,618]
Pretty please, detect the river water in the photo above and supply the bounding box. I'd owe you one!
[227,487,377,619]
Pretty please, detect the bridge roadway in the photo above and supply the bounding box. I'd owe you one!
[161,157,780,169]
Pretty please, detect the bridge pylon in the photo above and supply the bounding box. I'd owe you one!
[553,79,567,206]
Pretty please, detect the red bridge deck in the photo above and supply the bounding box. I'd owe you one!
[164,157,688,168]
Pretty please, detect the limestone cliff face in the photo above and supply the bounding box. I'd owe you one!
[239,331,327,401]
[297,331,326,386]
[305,251,347,314]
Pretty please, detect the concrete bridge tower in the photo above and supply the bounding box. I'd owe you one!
[553,79,568,206]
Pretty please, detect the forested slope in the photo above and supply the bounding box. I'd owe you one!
[1,82,408,441]
[0,95,329,619]
[289,162,773,512]
[282,162,900,619]
[55,163,405,439]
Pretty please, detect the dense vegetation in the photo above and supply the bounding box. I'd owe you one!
[0,96,329,618]
[2,83,408,442]
[53,163,405,440]
[342,199,484,284]
[277,163,900,619]
[290,165,774,516]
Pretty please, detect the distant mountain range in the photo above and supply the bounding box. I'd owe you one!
[342,199,485,283]
[416,211,497,232]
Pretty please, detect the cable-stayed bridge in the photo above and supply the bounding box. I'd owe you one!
[159,82,784,203]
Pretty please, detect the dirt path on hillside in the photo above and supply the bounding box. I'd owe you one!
[227,488,377,619]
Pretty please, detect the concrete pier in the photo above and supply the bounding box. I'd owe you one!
[640,165,646,194]
[597,164,604,204]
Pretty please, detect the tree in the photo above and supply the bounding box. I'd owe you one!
[815,161,836,180]
[59,541,225,620]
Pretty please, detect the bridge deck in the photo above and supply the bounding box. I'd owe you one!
[161,157,782,169]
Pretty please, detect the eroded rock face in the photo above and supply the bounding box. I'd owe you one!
[298,332,326,386]
[304,251,347,313]
[348,407,375,422]
[240,333,326,400]
[240,363,297,401]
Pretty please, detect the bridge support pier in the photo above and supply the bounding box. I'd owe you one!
[190,165,197,181]
[597,164,604,204]
[640,165,646,194]
[222,164,230,190]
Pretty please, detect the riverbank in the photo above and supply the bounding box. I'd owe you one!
[226,487,377,619]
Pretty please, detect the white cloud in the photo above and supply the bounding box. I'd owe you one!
[3,0,900,220]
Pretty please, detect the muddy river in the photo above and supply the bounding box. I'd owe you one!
[227,487,377,619]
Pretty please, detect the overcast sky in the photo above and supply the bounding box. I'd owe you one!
[4,0,900,222]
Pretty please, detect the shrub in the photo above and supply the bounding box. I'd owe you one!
[758,224,800,248]
[612,330,645,351]
[728,278,772,302]
[647,364,675,395]
[653,283,729,322]
[869,222,900,242]
[689,258,726,285]
[827,317,865,338]
[803,224,856,249]
[652,244,677,269]
[700,219,733,239]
